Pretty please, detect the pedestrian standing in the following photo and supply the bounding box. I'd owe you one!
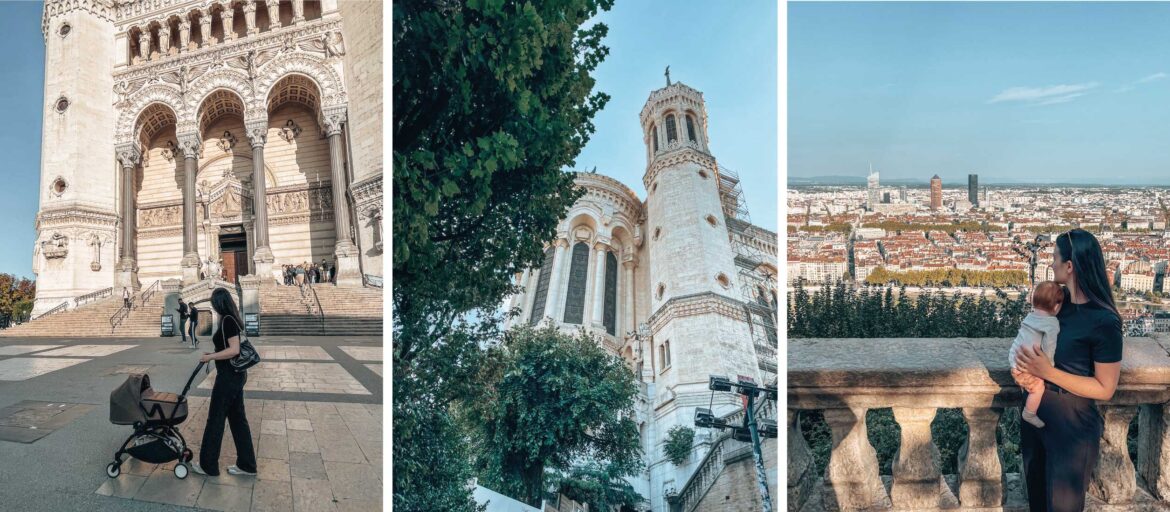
[178,299,189,343]
[295,264,305,287]
[122,287,132,309]
[188,302,200,348]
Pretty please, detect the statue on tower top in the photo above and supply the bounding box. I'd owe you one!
[664,65,671,86]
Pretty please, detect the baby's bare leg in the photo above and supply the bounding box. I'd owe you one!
[1019,373,1046,428]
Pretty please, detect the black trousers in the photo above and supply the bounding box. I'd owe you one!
[179,316,188,339]
[188,315,198,340]
[199,370,257,476]
[1020,389,1104,511]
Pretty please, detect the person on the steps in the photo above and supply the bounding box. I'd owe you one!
[122,287,131,309]
[188,302,200,348]
[178,299,189,343]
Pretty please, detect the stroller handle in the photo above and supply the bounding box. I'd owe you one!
[180,361,207,397]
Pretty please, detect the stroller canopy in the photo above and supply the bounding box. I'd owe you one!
[110,373,151,425]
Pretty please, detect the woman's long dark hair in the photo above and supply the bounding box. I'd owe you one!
[209,288,241,324]
[1056,229,1120,321]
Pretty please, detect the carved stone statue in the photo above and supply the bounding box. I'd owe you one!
[41,233,69,259]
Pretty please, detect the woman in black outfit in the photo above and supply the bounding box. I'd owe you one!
[1015,229,1123,511]
[190,288,257,477]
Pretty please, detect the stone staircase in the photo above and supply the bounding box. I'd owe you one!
[258,284,383,336]
[0,293,166,338]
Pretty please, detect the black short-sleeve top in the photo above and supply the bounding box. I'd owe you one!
[212,314,243,374]
[1054,289,1123,378]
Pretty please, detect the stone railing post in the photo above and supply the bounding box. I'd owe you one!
[788,409,817,512]
[958,407,1004,507]
[890,407,942,509]
[822,407,890,511]
[1139,403,1170,500]
[1090,405,1138,504]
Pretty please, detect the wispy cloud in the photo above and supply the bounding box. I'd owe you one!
[987,82,1100,105]
[1114,72,1166,93]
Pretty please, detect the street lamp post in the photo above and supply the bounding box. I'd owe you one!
[695,375,778,512]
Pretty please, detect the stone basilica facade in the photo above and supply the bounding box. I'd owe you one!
[32,0,382,315]
[504,81,778,511]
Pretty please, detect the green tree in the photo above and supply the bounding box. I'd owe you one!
[552,461,644,512]
[462,325,643,507]
[392,0,614,508]
[664,425,695,466]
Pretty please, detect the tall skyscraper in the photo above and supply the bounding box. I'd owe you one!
[866,165,880,211]
[968,174,979,207]
[899,187,908,203]
[930,175,942,211]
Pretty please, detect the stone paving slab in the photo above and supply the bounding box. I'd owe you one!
[364,364,382,376]
[338,346,381,362]
[199,362,370,395]
[256,346,333,361]
[95,397,380,511]
[0,357,90,381]
[0,344,63,356]
[36,344,137,357]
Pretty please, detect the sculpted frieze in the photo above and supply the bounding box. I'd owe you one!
[139,205,182,228]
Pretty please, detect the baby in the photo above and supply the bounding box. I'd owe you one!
[1008,281,1064,428]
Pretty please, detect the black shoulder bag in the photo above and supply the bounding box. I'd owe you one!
[225,315,261,373]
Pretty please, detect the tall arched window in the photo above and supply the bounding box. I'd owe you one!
[563,242,590,324]
[665,340,671,367]
[665,114,678,143]
[651,125,659,153]
[603,251,618,335]
[686,115,697,142]
[528,247,555,325]
[658,344,665,371]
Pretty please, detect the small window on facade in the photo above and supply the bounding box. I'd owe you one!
[528,247,556,325]
[653,227,661,240]
[716,273,731,289]
[665,114,678,143]
[706,215,718,227]
[698,170,709,180]
[59,23,71,37]
[656,283,665,300]
[652,125,659,153]
[55,97,70,113]
[658,345,665,370]
[665,340,671,367]
[562,242,590,324]
[52,178,67,196]
[686,114,697,142]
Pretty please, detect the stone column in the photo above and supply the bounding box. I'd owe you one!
[1090,405,1138,504]
[1139,404,1170,500]
[115,144,141,290]
[291,0,305,24]
[958,407,1004,508]
[243,1,258,36]
[179,18,191,52]
[266,0,282,29]
[221,6,235,41]
[543,239,569,321]
[788,409,817,512]
[321,106,361,286]
[890,407,942,509]
[822,407,891,511]
[177,133,202,285]
[158,22,171,56]
[138,29,149,61]
[198,9,212,47]
[245,119,275,281]
[591,243,607,328]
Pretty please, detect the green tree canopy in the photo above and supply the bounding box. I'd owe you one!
[460,324,643,507]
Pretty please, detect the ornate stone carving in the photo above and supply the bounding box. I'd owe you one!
[116,84,186,145]
[116,144,142,169]
[279,119,301,142]
[44,0,113,40]
[245,119,268,147]
[176,132,201,159]
[139,205,182,228]
[319,105,347,137]
[216,130,237,153]
[322,30,345,59]
[256,52,347,107]
[41,233,69,259]
[160,140,176,162]
[88,233,104,271]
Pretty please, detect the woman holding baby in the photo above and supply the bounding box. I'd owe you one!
[1013,228,1123,511]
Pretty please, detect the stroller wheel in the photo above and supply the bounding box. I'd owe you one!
[174,463,188,479]
[182,448,193,462]
[106,462,120,478]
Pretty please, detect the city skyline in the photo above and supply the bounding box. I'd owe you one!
[790,2,1170,185]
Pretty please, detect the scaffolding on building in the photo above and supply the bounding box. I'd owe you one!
[717,165,778,379]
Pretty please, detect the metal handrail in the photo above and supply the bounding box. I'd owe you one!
[110,301,131,332]
[74,287,112,307]
[363,274,383,288]
[305,282,325,333]
[35,302,69,320]
[141,280,161,304]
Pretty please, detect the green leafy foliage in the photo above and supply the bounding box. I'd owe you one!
[460,324,644,507]
[664,425,695,466]
[550,461,644,512]
[392,0,614,508]
[0,274,35,323]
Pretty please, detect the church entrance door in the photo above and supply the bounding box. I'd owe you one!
[219,228,248,283]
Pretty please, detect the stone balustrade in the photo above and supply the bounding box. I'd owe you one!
[788,336,1170,512]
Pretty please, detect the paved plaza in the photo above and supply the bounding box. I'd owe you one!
[0,335,382,511]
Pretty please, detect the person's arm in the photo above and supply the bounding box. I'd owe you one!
[1015,325,1123,401]
[200,335,241,362]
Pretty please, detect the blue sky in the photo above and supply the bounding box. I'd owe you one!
[790,2,1170,185]
[578,0,778,230]
[0,1,44,279]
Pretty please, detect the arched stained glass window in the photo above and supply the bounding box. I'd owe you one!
[528,247,555,325]
[603,251,618,335]
[665,114,678,143]
[686,115,697,142]
[562,242,590,324]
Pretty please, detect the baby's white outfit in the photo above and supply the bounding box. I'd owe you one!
[1009,311,1060,370]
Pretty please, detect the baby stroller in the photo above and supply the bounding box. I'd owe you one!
[106,361,206,479]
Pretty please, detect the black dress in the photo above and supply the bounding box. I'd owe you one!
[198,314,257,476]
[1021,290,1123,511]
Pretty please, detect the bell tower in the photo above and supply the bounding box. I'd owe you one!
[639,78,762,510]
[33,0,119,315]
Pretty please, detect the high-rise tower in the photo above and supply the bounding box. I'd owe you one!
[639,80,764,510]
[33,0,119,315]
[968,173,979,207]
[866,165,880,211]
[930,174,943,211]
